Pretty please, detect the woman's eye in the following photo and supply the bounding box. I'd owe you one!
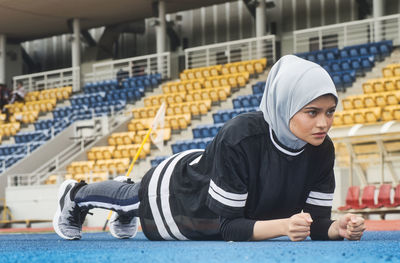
[307,111,317,117]
[326,110,335,117]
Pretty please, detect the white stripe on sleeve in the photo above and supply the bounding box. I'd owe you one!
[208,187,247,207]
[209,180,248,201]
[306,197,333,207]
[308,191,334,200]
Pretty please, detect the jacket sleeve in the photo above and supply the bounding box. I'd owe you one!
[205,139,250,218]
[303,139,336,240]
[219,217,256,241]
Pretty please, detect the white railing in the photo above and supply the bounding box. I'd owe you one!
[294,14,400,53]
[13,67,80,92]
[84,52,170,83]
[184,35,276,69]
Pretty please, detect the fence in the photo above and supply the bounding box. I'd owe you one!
[294,14,400,53]
[13,67,80,92]
[84,52,170,83]
[184,35,276,69]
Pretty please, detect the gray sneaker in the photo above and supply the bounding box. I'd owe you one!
[53,179,87,240]
[109,212,139,239]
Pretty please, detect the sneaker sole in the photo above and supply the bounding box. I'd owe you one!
[53,179,80,240]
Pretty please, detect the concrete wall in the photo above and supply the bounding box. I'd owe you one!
[6,184,110,228]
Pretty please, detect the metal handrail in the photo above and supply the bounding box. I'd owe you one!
[293,14,400,53]
[184,35,276,69]
[13,67,80,92]
[84,52,170,83]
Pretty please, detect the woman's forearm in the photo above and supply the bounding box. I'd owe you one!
[251,219,289,241]
[327,220,341,240]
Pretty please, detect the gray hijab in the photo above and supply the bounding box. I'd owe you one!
[259,55,338,150]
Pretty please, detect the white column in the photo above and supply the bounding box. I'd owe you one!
[213,5,218,43]
[225,3,230,41]
[292,0,297,31]
[201,7,206,45]
[72,18,81,92]
[335,0,340,23]
[306,0,311,28]
[238,0,243,39]
[373,0,383,42]
[321,0,325,26]
[256,0,266,59]
[72,18,81,68]
[157,0,166,74]
[255,0,266,37]
[0,35,5,85]
[350,0,356,21]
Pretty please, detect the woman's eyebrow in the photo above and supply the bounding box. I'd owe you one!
[303,105,337,110]
[303,106,320,110]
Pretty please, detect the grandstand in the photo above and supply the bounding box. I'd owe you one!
[0,0,398,232]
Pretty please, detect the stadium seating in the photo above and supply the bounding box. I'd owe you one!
[150,156,168,167]
[296,41,393,91]
[192,123,224,139]
[373,184,392,208]
[338,186,360,211]
[171,138,213,154]
[334,60,400,127]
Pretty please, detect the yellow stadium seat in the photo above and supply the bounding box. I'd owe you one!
[342,96,354,110]
[373,80,385,93]
[180,72,188,81]
[364,107,381,123]
[384,78,397,91]
[364,95,376,108]
[333,112,343,126]
[353,110,366,124]
[352,96,365,109]
[362,79,376,94]
[342,111,354,125]
[383,64,400,78]
[382,106,396,121]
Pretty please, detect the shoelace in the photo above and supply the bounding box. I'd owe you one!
[67,204,82,227]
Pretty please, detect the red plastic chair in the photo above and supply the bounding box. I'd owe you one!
[373,184,392,208]
[338,186,360,211]
[386,184,400,207]
[357,185,376,209]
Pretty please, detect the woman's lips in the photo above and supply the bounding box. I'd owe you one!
[313,132,326,138]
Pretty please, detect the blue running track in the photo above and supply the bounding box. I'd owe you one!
[0,231,399,263]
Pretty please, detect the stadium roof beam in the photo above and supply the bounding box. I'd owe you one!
[0,0,236,43]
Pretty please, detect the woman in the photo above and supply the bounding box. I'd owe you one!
[53,55,365,241]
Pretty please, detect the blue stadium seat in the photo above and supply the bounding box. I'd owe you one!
[359,46,369,56]
[350,58,362,72]
[341,60,351,71]
[332,74,343,91]
[349,47,359,57]
[331,62,341,72]
[316,52,325,62]
[340,49,349,59]
[306,53,317,62]
[325,48,338,60]
[361,56,374,71]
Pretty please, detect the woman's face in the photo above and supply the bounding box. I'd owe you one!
[289,95,336,146]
